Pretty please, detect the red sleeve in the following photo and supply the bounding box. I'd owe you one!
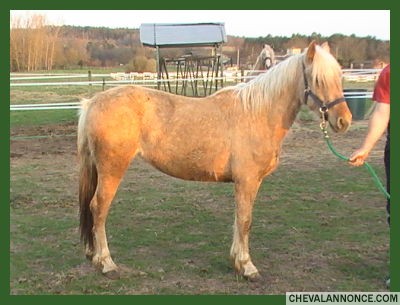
[372,64,390,104]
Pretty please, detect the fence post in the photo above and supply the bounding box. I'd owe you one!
[102,77,105,91]
[88,70,92,95]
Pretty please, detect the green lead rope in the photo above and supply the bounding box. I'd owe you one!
[321,125,390,200]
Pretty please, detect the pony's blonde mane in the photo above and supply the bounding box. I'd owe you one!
[235,45,342,113]
[236,54,302,112]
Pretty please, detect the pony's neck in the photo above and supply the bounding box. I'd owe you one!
[266,56,304,129]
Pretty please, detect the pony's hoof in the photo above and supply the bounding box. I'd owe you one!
[103,269,120,280]
[385,277,390,289]
[244,272,262,282]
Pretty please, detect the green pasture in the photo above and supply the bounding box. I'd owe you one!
[10,110,78,127]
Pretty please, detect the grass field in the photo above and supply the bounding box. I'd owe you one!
[10,75,389,294]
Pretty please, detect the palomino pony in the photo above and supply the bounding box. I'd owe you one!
[78,41,352,280]
[245,44,276,82]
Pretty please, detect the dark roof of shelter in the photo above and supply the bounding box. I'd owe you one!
[140,23,227,48]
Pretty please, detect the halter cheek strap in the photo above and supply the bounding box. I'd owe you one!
[304,89,346,112]
[302,62,346,113]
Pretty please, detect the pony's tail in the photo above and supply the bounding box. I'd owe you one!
[78,99,97,251]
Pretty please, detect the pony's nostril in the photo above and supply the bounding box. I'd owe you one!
[338,117,344,129]
[337,117,350,132]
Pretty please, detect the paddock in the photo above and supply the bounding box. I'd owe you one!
[10,110,389,294]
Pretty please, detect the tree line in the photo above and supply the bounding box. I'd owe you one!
[236,33,389,68]
[10,14,389,72]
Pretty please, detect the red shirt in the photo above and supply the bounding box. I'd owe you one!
[373,64,390,104]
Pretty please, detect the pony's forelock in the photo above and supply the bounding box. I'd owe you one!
[311,45,342,90]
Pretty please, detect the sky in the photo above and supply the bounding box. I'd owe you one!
[10,10,390,40]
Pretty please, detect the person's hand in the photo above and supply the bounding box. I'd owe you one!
[348,148,369,166]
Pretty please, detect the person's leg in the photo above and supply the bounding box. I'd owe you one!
[384,136,390,225]
[384,134,390,288]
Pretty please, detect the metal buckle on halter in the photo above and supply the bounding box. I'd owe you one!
[303,88,310,105]
[319,105,328,131]
[319,105,328,114]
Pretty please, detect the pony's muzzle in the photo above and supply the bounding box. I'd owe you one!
[335,113,352,133]
[327,100,352,133]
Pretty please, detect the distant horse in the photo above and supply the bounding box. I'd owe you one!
[78,41,352,280]
[246,44,276,82]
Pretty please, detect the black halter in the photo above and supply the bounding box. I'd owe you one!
[302,62,346,115]
[262,57,273,70]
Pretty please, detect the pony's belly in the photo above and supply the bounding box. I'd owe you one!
[164,167,233,182]
[140,153,233,182]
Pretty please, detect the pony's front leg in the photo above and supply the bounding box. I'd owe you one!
[230,178,262,280]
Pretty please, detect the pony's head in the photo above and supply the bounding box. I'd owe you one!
[259,44,275,70]
[302,41,352,133]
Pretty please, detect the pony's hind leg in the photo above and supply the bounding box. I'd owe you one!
[90,173,125,278]
[230,178,262,280]
[90,149,136,279]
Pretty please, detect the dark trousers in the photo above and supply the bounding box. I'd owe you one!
[384,133,390,225]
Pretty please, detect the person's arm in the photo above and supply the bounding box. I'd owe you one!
[348,102,390,166]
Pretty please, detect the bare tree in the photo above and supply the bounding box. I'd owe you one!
[10,13,59,71]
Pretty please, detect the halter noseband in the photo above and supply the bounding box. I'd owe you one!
[302,62,346,115]
[262,56,273,70]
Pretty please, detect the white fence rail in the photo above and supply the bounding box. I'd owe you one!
[10,102,81,111]
[10,69,379,111]
[342,68,381,82]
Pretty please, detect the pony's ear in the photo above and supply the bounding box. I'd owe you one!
[306,40,317,63]
[321,42,330,52]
